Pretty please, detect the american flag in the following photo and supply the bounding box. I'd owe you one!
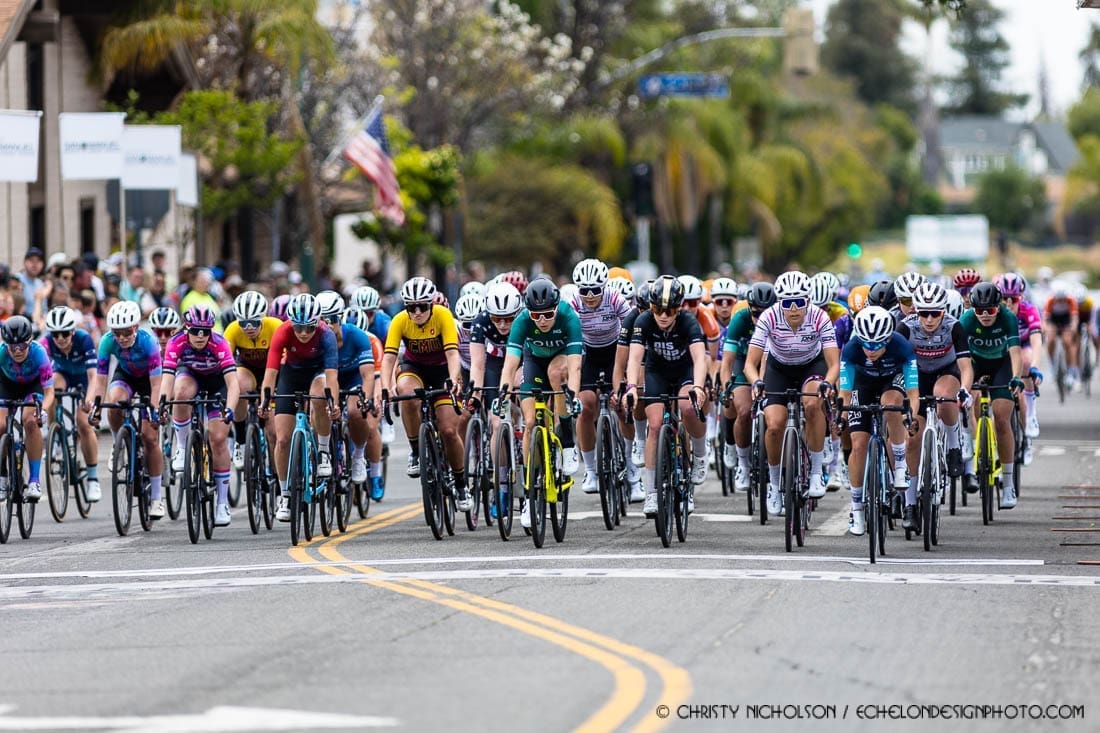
[343,107,406,226]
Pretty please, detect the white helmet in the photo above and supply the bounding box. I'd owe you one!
[459,281,486,301]
[343,307,370,332]
[233,290,268,321]
[454,293,483,323]
[1051,279,1070,299]
[912,282,947,311]
[149,306,182,331]
[710,277,738,299]
[809,272,840,307]
[1037,266,1054,282]
[351,286,381,311]
[484,282,523,317]
[894,271,925,299]
[401,276,436,304]
[287,293,322,326]
[106,300,141,330]
[560,283,580,304]
[316,290,345,321]
[774,271,811,300]
[852,306,895,345]
[573,259,609,288]
[45,306,80,333]
[677,275,704,301]
[607,277,635,301]
[945,290,965,320]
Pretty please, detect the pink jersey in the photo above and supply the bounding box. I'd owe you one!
[1016,301,1042,343]
[162,332,236,377]
[749,303,837,366]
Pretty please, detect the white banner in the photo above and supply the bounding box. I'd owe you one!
[178,152,198,207]
[59,112,125,180]
[906,215,990,263]
[122,124,181,190]
[0,110,42,182]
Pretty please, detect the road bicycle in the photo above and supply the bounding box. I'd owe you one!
[241,393,277,534]
[972,382,1018,525]
[912,395,965,551]
[161,415,183,520]
[93,396,156,538]
[463,387,495,531]
[325,388,368,536]
[45,387,91,522]
[592,373,628,530]
[0,396,42,543]
[1051,336,1068,404]
[635,391,701,548]
[749,394,768,524]
[272,390,334,547]
[1079,321,1094,397]
[490,391,526,541]
[763,388,827,553]
[163,395,226,544]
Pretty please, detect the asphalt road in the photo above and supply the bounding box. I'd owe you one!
[0,388,1097,732]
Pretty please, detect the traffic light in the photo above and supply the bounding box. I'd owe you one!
[783,8,818,76]
[632,163,655,217]
[847,242,862,259]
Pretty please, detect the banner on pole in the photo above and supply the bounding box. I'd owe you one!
[0,110,43,182]
[122,125,182,190]
[59,112,125,180]
[178,152,199,207]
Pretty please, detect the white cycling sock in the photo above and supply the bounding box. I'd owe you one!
[645,468,656,495]
[906,476,918,506]
[634,419,647,445]
[173,419,190,450]
[737,445,751,466]
[370,461,382,478]
[352,442,366,459]
[1025,389,1037,417]
[810,450,823,478]
[1002,464,1015,490]
[850,484,864,509]
[279,479,288,497]
[891,442,907,470]
[691,435,708,461]
[706,413,716,441]
[945,420,959,448]
[318,434,330,453]
[581,449,596,472]
[768,463,781,487]
[215,470,230,504]
[149,475,162,502]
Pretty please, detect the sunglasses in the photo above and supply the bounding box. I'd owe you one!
[917,310,943,319]
[112,327,137,338]
[491,315,516,325]
[578,286,603,297]
[530,310,556,322]
[187,327,212,338]
[460,321,473,330]
[1004,296,1021,304]
[956,287,973,297]
[292,323,317,333]
[238,319,262,329]
[406,302,431,314]
[684,299,700,308]
[153,328,176,339]
[975,306,999,316]
[650,306,678,317]
[8,341,30,352]
[713,298,734,307]
[53,330,73,338]
[780,297,807,310]
[859,339,888,352]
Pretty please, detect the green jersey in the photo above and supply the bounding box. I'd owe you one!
[959,306,1019,360]
[722,308,755,357]
[506,301,584,359]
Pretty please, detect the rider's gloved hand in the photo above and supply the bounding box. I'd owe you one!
[1029,366,1044,385]
[957,388,973,409]
[224,407,234,424]
[1009,377,1025,394]
[752,380,765,399]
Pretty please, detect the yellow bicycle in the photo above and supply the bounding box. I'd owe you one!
[972,383,1007,526]
[515,387,574,549]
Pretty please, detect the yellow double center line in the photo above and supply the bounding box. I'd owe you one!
[288,503,692,732]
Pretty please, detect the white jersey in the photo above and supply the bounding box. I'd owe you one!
[749,303,837,366]
[569,289,632,349]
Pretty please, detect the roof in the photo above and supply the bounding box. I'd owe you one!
[1031,121,1081,173]
[0,0,33,66]
[939,116,1022,151]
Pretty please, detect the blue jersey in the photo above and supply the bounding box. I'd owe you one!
[0,342,54,388]
[336,324,375,376]
[834,314,853,351]
[39,330,96,382]
[97,329,163,379]
[838,332,918,390]
[368,311,392,342]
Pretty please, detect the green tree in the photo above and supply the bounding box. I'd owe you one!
[973,165,1047,234]
[943,0,1027,116]
[1065,135,1100,221]
[1082,24,1100,92]
[1069,89,1100,142]
[820,0,918,114]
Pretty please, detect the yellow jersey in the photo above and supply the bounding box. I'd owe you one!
[823,301,849,323]
[384,305,459,367]
[223,316,282,373]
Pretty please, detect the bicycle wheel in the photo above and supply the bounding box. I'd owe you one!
[355,478,371,519]
[245,423,264,535]
[527,427,548,549]
[494,421,514,541]
[675,425,690,544]
[1055,345,1067,404]
[46,423,69,522]
[595,414,617,530]
[866,439,881,564]
[0,436,12,544]
[480,429,495,528]
[443,475,457,537]
[977,418,994,525]
[613,429,629,521]
[550,447,569,543]
[1083,337,1094,397]
[201,438,215,540]
[654,426,675,548]
[302,441,317,542]
[15,451,33,540]
[288,431,305,546]
[336,434,353,534]
[72,433,91,519]
[464,417,484,532]
[112,428,134,537]
[753,413,768,525]
[1010,407,1023,498]
[715,432,728,496]
[228,438,242,509]
[183,429,202,544]
[136,448,151,533]
[318,436,336,539]
[264,440,277,530]
[921,431,935,552]
[419,424,444,541]
[162,423,182,521]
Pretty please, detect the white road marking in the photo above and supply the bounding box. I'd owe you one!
[815,505,855,536]
[0,705,398,731]
[1040,446,1067,456]
[568,510,750,522]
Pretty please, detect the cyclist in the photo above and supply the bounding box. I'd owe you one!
[88,301,164,516]
[811,272,848,486]
[350,286,391,342]
[149,306,182,356]
[824,284,871,493]
[719,282,775,491]
[569,259,632,495]
[454,293,484,388]
[260,294,341,521]
[611,280,651,501]
[996,273,1043,449]
[39,306,100,501]
[867,280,898,315]
[268,294,291,322]
[1043,280,1079,391]
[607,277,635,308]
[160,305,240,527]
[838,306,919,536]
[709,277,739,330]
[744,271,839,515]
[0,316,54,502]
[959,282,1023,508]
[344,307,386,500]
[893,271,925,321]
[953,268,982,309]
[381,277,471,511]
[896,283,973,525]
[679,275,720,465]
[317,291,374,486]
[623,276,709,515]
[499,276,583,526]
[1075,282,1095,390]
[222,291,282,469]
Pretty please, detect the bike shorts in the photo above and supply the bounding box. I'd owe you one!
[971,356,1013,402]
[580,344,617,391]
[397,361,455,408]
[109,370,151,401]
[762,353,827,408]
[237,364,263,387]
[52,372,88,394]
[174,369,229,419]
[916,365,961,419]
[274,368,325,415]
[338,369,363,392]
[481,357,504,403]
[730,354,749,386]
[848,372,907,434]
[1048,314,1071,333]
[0,377,42,405]
[644,365,693,401]
[521,347,559,393]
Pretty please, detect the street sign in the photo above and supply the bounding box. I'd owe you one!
[638,73,729,99]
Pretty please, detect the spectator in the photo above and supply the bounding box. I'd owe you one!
[179,268,222,331]
[104,272,122,301]
[16,247,46,317]
[46,252,68,280]
[171,263,196,307]
[120,264,147,305]
[74,289,101,342]
[80,252,106,301]
[141,270,170,313]
[0,288,14,322]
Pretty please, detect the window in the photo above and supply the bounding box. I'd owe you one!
[80,198,95,254]
[30,206,45,250]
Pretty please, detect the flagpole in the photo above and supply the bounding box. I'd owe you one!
[323,95,385,168]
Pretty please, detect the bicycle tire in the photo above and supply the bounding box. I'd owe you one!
[136,447,151,533]
[419,424,444,540]
[655,426,675,548]
[303,441,317,542]
[201,437,215,540]
[613,428,628,521]
[288,431,304,546]
[228,438,242,509]
[595,414,617,530]
[753,412,768,525]
[977,418,994,525]
[112,428,134,537]
[15,451,33,540]
[336,434,353,533]
[1011,407,1023,499]
[550,444,569,543]
[675,425,690,543]
[162,424,182,521]
[921,430,935,552]
[46,423,68,522]
[264,439,276,530]
[780,429,798,552]
[318,434,335,539]
[866,438,881,564]
[443,482,457,536]
[245,423,263,534]
[72,436,90,519]
[493,421,514,541]
[355,479,371,519]
[464,416,483,532]
[528,426,548,549]
[715,432,728,496]
[0,435,13,544]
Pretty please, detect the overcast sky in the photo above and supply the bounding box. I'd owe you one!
[807,0,1095,118]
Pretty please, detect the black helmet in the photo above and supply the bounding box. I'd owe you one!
[650,275,685,310]
[969,281,1002,309]
[524,276,560,311]
[1,315,33,344]
[746,282,777,310]
[636,280,651,309]
[867,280,897,310]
